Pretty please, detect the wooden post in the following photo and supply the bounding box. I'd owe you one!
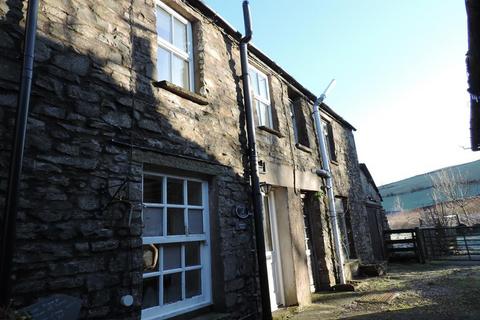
[415,228,426,264]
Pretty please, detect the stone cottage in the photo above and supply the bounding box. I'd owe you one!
[0,0,385,319]
[359,163,388,262]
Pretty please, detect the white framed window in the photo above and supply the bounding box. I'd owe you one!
[290,101,299,144]
[249,66,273,128]
[141,173,211,320]
[156,1,194,91]
[322,120,336,162]
[334,197,356,260]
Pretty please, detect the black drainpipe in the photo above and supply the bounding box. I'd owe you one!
[0,0,40,306]
[239,2,272,319]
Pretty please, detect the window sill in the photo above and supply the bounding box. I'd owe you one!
[258,126,283,138]
[152,80,209,106]
[295,143,312,153]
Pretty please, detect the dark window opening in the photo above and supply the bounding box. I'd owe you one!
[322,120,337,162]
[288,89,310,148]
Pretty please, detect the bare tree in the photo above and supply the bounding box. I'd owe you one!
[428,168,472,225]
[421,202,452,227]
[392,195,404,213]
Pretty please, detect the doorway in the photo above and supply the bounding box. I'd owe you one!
[366,205,385,261]
[263,191,284,311]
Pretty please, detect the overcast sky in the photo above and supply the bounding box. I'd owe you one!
[204,0,479,185]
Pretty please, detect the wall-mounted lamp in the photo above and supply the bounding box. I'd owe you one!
[259,182,272,195]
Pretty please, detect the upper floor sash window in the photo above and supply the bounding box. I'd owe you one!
[156,1,194,91]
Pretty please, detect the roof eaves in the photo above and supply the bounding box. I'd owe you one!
[187,0,356,131]
[360,163,382,201]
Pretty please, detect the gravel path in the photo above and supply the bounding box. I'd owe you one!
[273,261,480,320]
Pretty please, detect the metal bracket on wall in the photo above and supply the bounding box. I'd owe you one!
[258,160,267,174]
[235,205,252,219]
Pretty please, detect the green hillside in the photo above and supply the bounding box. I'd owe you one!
[380,159,480,213]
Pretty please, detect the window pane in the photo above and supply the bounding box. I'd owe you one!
[164,273,182,304]
[322,121,336,160]
[259,76,268,99]
[185,242,200,266]
[163,244,182,270]
[258,102,271,128]
[290,103,299,144]
[157,47,171,82]
[188,181,202,205]
[167,178,184,204]
[142,277,159,309]
[186,270,201,298]
[188,209,203,234]
[265,103,272,128]
[255,100,263,126]
[335,198,345,214]
[172,55,189,89]
[143,207,163,237]
[143,244,160,272]
[144,175,163,203]
[173,18,187,52]
[156,6,171,42]
[167,208,185,235]
[252,71,260,96]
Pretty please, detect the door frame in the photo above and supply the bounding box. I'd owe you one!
[263,190,285,308]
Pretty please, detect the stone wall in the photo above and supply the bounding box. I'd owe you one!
[0,0,258,318]
[0,0,375,318]
[329,126,375,263]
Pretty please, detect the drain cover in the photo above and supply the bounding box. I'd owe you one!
[356,292,399,304]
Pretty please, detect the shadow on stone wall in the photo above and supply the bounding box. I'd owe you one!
[0,1,259,318]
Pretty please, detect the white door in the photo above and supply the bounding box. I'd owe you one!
[263,192,284,311]
[303,222,316,293]
[301,195,316,293]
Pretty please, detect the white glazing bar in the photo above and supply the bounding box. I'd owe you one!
[181,244,186,300]
[159,246,164,306]
[184,180,188,235]
[163,177,167,237]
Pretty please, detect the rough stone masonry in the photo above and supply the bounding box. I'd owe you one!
[0,0,381,319]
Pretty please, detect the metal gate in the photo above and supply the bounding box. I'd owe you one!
[385,229,424,262]
[420,226,480,261]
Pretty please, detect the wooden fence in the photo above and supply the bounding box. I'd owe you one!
[385,226,480,262]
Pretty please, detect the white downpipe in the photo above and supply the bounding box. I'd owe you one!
[311,79,346,285]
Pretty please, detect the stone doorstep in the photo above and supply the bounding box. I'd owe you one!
[190,312,231,320]
[358,263,387,277]
[355,292,399,304]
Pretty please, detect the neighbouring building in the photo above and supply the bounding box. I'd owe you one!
[0,0,385,319]
[466,0,480,151]
[359,164,388,261]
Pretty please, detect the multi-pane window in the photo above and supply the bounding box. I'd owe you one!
[142,173,211,320]
[335,197,357,260]
[249,66,273,128]
[322,120,337,162]
[156,2,193,90]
